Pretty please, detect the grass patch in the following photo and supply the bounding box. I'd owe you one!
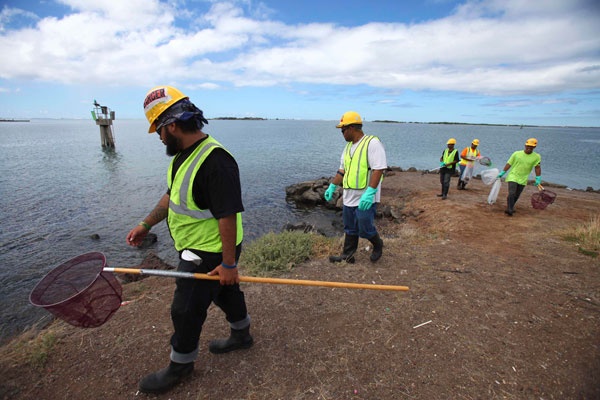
[1,328,59,370]
[28,331,57,368]
[240,231,336,276]
[562,214,600,258]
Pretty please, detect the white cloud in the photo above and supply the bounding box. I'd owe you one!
[0,0,598,96]
[0,6,38,32]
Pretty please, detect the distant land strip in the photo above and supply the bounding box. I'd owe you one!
[372,120,533,128]
[211,117,266,120]
[0,118,30,122]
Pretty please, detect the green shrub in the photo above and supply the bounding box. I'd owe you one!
[240,231,334,276]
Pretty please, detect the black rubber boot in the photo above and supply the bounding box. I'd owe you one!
[209,326,254,354]
[506,195,516,215]
[329,235,359,263]
[441,184,449,199]
[138,361,194,394]
[368,233,384,262]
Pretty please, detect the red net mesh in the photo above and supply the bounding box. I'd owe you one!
[531,190,557,210]
[29,252,122,328]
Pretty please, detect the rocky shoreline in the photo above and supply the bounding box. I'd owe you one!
[283,166,596,229]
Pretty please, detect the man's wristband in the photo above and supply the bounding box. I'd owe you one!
[221,262,237,269]
[138,221,152,231]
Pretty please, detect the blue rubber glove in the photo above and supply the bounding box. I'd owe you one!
[440,162,446,167]
[497,170,506,178]
[358,187,378,211]
[535,176,542,186]
[324,183,337,201]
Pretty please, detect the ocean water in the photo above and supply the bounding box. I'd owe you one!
[1,119,599,342]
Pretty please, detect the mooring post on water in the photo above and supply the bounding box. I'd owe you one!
[91,100,116,149]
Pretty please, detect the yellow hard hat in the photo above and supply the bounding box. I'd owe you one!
[336,111,362,128]
[472,139,480,146]
[143,86,188,133]
[525,138,538,147]
[447,138,457,145]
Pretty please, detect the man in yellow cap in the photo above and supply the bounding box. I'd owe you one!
[437,138,460,199]
[323,111,387,263]
[457,139,481,190]
[126,86,253,393]
[497,138,542,216]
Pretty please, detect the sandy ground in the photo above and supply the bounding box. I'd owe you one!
[1,170,599,400]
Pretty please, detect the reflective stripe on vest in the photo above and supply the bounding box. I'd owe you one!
[168,141,219,220]
[442,148,458,165]
[167,136,243,252]
[343,135,376,190]
[459,147,480,166]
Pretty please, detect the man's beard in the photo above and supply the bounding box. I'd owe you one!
[164,131,181,156]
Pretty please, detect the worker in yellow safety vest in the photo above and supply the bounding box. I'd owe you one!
[437,138,460,199]
[457,139,481,190]
[126,86,252,394]
[324,111,387,263]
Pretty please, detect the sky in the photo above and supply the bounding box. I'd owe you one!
[0,0,599,126]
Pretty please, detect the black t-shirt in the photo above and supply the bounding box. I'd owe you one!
[169,136,244,219]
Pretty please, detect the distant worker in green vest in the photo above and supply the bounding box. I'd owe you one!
[126,86,253,394]
[457,139,481,190]
[437,138,460,199]
[497,138,542,216]
[324,111,387,263]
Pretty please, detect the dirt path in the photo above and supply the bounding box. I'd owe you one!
[2,171,599,400]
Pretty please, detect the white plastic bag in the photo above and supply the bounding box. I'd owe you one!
[480,168,499,185]
[487,179,502,204]
[461,164,475,182]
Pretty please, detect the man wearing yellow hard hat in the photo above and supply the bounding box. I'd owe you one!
[437,138,460,199]
[497,138,542,216]
[324,111,387,263]
[457,139,481,190]
[126,86,253,393]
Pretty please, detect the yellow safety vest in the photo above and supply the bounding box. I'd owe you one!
[459,147,480,166]
[167,136,243,252]
[442,148,458,165]
[343,135,377,190]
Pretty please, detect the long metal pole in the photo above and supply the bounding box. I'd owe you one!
[105,267,409,292]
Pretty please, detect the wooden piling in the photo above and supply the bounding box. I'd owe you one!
[91,101,116,149]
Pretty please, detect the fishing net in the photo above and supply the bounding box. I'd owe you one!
[30,252,122,328]
[531,189,557,210]
[480,168,499,185]
[478,156,492,167]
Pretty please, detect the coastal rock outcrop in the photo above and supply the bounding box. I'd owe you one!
[285,177,342,210]
[285,168,406,222]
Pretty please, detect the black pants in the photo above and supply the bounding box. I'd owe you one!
[439,169,453,196]
[506,181,525,212]
[170,244,248,358]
